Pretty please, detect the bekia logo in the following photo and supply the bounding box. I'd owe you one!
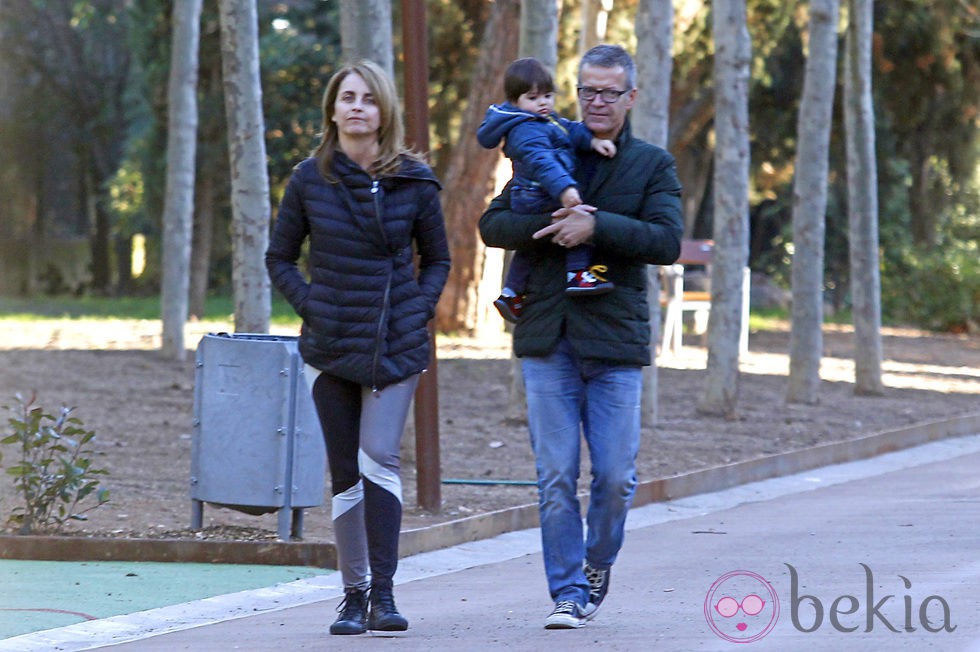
[705,564,956,643]
[704,570,780,643]
[787,563,956,634]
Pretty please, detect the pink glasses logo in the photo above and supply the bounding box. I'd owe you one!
[704,570,780,643]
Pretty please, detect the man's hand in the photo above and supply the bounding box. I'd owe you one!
[533,204,597,248]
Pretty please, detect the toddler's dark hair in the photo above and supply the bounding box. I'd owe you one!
[503,57,555,103]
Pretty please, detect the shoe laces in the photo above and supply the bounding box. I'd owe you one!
[552,600,580,616]
[586,265,609,282]
[337,589,366,616]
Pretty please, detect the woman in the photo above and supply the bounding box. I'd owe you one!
[265,60,450,636]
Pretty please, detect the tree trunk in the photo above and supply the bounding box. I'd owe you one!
[697,0,751,418]
[787,0,840,405]
[340,0,393,78]
[907,134,936,247]
[115,234,133,293]
[521,0,559,69]
[88,162,113,294]
[674,128,713,236]
[189,174,216,320]
[435,0,520,334]
[161,0,202,360]
[218,0,271,334]
[579,0,613,53]
[634,0,674,426]
[844,0,883,395]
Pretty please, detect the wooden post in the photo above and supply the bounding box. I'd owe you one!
[402,0,440,512]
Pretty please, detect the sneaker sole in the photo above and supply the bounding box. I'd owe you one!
[565,286,614,296]
[492,299,520,323]
[544,617,587,629]
[330,622,366,635]
[367,619,408,632]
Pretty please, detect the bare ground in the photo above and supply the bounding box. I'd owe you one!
[0,319,977,543]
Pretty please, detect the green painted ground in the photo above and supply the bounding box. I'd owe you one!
[0,560,331,640]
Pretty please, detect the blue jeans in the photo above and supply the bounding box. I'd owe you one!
[521,338,642,606]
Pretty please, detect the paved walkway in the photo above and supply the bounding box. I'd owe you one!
[4,434,980,651]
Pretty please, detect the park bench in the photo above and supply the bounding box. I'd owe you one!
[660,239,750,356]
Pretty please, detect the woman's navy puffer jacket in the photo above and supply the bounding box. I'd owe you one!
[266,152,451,389]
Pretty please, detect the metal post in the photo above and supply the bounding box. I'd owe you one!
[402,0,440,512]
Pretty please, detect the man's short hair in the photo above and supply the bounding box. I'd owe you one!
[579,44,636,90]
[504,57,555,103]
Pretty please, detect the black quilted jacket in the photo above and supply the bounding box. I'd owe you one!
[266,153,450,389]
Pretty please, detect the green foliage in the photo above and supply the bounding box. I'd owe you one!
[881,178,980,331]
[2,0,977,332]
[423,0,490,176]
[2,393,110,534]
[882,243,980,332]
[0,294,301,325]
[261,1,341,199]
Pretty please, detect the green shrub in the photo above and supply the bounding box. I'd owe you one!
[881,242,980,332]
[2,393,110,534]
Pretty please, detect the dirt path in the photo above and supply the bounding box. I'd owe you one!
[0,319,977,542]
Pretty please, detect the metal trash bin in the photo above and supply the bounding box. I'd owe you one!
[190,332,325,540]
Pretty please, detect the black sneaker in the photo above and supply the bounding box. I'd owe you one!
[584,563,610,617]
[367,584,408,631]
[544,599,589,629]
[493,293,524,323]
[329,587,368,635]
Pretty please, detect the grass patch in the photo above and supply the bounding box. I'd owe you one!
[0,295,301,326]
[748,307,855,332]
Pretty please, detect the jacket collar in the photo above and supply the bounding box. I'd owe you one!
[586,118,632,195]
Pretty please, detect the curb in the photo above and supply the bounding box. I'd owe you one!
[2,413,978,567]
[0,535,337,568]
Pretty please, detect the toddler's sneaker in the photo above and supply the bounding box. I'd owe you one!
[493,293,524,323]
[566,265,614,296]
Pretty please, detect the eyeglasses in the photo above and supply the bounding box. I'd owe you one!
[714,595,766,617]
[576,86,631,103]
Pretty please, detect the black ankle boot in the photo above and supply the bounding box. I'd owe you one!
[330,587,368,635]
[367,583,408,631]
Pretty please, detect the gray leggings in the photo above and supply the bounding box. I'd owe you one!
[305,366,418,589]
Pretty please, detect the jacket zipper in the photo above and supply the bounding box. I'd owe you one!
[370,178,390,392]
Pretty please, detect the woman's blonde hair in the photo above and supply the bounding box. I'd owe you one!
[313,59,420,180]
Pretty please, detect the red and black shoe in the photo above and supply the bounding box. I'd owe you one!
[493,293,524,323]
[566,265,615,296]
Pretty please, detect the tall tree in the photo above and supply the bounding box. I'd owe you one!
[876,0,980,248]
[161,0,203,360]
[786,0,840,404]
[579,0,613,53]
[0,0,131,294]
[435,0,520,333]
[521,0,559,68]
[218,0,271,333]
[697,0,751,418]
[339,0,393,76]
[188,6,227,319]
[634,0,674,425]
[844,0,884,395]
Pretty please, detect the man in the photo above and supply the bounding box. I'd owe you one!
[479,44,683,629]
